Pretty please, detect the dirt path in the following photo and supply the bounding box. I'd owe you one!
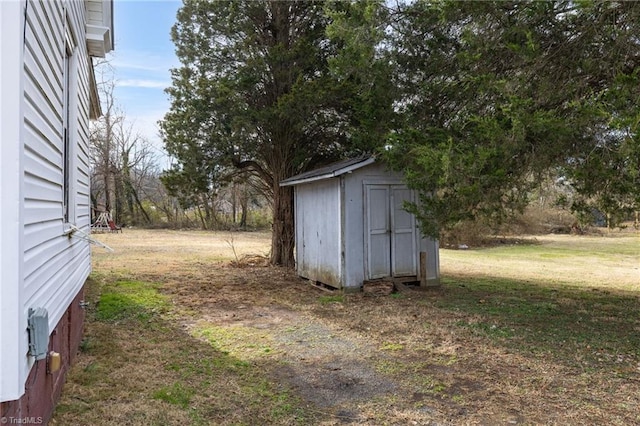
[159,263,607,425]
[167,265,440,424]
[159,264,559,426]
[194,300,398,420]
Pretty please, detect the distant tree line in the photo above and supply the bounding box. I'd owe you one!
[89,63,269,230]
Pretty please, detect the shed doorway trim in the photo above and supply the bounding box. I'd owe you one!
[364,183,418,280]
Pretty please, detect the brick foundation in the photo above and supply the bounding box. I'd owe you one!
[0,286,86,425]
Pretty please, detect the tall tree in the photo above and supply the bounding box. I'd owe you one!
[324,0,394,153]
[161,0,370,266]
[90,63,157,226]
[161,146,224,229]
[90,63,121,216]
[380,0,640,237]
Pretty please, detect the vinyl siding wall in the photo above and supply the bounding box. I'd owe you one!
[0,0,27,403]
[18,0,92,398]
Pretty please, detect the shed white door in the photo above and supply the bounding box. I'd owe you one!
[365,184,417,279]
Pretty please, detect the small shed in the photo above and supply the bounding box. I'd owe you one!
[280,156,440,291]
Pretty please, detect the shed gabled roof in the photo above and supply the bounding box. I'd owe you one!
[280,155,376,187]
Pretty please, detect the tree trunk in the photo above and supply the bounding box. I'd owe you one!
[90,193,98,222]
[129,182,151,223]
[114,172,123,224]
[240,189,248,230]
[203,195,214,229]
[196,205,207,229]
[103,172,111,212]
[231,181,237,224]
[270,183,295,267]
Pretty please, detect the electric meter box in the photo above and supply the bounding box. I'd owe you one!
[27,308,49,361]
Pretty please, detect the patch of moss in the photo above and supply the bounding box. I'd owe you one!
[95,280,168,322]
[318,295,344,304]
[152,382,194,408]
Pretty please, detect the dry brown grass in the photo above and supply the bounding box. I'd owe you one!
[52,229,640,425]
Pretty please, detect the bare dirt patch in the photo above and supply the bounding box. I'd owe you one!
[54,229,640,425]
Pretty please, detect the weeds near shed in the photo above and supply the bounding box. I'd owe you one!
[152,382,194,409]
[78,338,92,353]
[225,234,240,264]
[318,294,344,304]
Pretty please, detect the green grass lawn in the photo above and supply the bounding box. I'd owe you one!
[438,233,639,371]
[437,275,639,370]
[54,275,312,425]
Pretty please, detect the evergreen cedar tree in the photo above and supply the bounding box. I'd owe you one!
[160,1,391,266]
[161,1,640,265]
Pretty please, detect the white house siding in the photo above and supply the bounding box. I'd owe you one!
[21,0,92,389]
[295,178,343,287]
[86,0,103,22]
[0,0,27,402]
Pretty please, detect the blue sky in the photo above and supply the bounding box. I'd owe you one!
[107,0,182,166]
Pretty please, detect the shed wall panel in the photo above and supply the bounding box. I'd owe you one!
[295,179,342,287]
[342,163,405,288]
[391,186,418,277]
[419,236,440,283]
[366,185,391,279]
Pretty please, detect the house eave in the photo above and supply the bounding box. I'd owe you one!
[85,0,114,58]
[86,24,112,58]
